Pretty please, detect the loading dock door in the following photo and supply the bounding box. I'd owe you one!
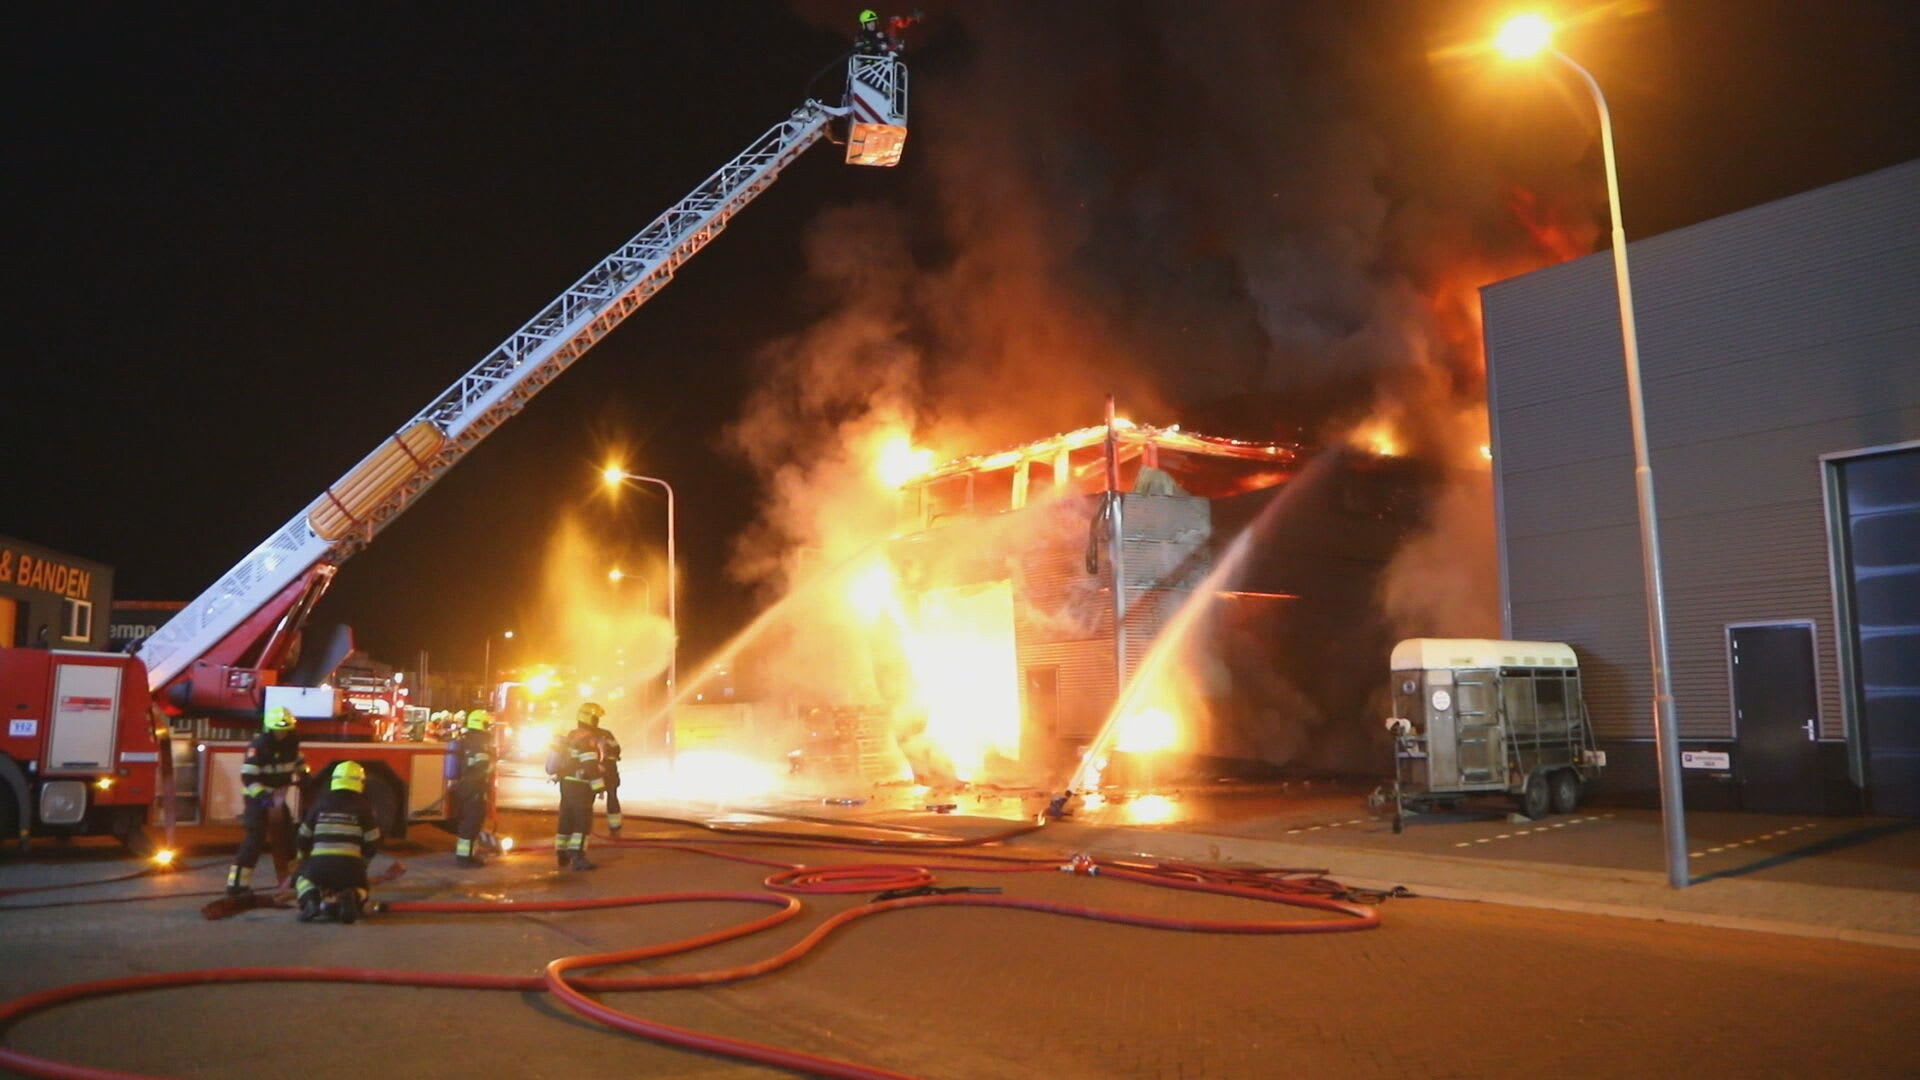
[1832,446,1920,817]
[1731,624,1822,813]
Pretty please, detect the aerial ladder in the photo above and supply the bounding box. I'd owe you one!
[0,53,909,850]
[137,53,908,713]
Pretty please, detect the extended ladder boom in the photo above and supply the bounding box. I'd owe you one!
[139,91,860,693]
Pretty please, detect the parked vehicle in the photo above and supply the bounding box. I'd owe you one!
[1373,638,1606,832]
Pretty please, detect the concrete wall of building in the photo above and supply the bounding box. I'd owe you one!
[0,535,114,651]
[1484,160,1920,811]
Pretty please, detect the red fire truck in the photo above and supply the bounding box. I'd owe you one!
[0,53,910,853]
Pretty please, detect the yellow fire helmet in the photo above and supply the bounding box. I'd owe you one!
[466,709,491,731]
[860,9,878,26]
[331,761,366,792]
[577,702,606,727]
[263,705,295,731]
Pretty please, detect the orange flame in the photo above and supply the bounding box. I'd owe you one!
[874,431,935,489]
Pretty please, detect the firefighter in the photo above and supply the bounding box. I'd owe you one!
[294,761,382,923]
[579,702,623,837]
[855,9,918,54]
[453,709,496,868]
[226,705,307,897]
[545,704,604,870]
[856,8,887,53]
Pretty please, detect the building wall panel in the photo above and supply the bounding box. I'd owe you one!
[1486,161,1920,780]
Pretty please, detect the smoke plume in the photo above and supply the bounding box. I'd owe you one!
[727,1,1608,766]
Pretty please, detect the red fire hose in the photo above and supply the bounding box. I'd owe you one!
[0,837,1381,1080]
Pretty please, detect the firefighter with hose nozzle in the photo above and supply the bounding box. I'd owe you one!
[226,705,306,897]
[546,703,605,870]
[294,761,382,923]
[855,8,919,55]
[577,701,625,838]
[453,709,496,868]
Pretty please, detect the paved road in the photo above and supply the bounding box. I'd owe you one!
[3,818,1916,1079]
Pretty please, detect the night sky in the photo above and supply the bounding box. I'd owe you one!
[9,1,1918,675]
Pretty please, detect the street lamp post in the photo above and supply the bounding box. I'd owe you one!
[608,567,654,714]
[601,467,678,719]
[1496,14,1689,888]
[482,629,514,704]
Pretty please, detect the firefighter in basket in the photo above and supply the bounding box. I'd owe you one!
[294,761,383,923]
[855,8,919,55]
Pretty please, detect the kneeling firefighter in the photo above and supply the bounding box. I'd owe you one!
[295,761,383,923]
[546,703,605,870]
[454,709,496,868]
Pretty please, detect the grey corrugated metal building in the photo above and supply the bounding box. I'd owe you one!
[1484,159,1920,817]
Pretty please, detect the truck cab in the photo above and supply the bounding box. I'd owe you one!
[0,649,162,851]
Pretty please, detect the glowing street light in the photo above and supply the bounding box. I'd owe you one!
[608,566,653,615]
[602,464,678,724]
[1493,14,1689,888]
[1493,12,1554,59]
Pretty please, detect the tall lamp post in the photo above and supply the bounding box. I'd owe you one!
[607,566,654,714]
[601,467,678,719]
[482,629,514,704]
[1495,14,1688,888]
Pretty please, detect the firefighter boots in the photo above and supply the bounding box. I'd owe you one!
[568,853,597,871]
[456,855,484,869]
[298,893,323,923]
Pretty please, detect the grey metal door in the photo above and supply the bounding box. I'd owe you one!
[1731,624,1822,813]
[1453,671,1505,787]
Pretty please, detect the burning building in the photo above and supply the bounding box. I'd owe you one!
[862,413,1421,789]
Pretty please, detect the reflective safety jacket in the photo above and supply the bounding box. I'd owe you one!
[297,788,381,862]
[551,726,604,789]
[456,728,495,789]
[241,731,307,800]
[595,727,622,766]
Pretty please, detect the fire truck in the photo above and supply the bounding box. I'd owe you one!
[0,53,910,852]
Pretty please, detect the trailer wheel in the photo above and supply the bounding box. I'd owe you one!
[1518,774,1551,819]
[1549,769,1582,815]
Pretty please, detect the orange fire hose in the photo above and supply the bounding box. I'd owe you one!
[0,837,1381,1080]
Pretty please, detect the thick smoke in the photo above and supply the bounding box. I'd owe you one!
[527,515,674,754]
[732,2,1606,763]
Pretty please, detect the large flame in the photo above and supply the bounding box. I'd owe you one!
[1350,418,1402,458]
[847,556,1022,784]
[874,431,935,489]
[897,583,1022,782]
